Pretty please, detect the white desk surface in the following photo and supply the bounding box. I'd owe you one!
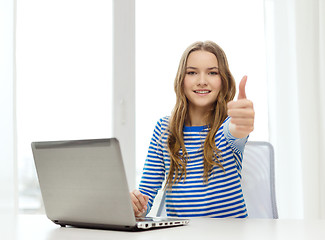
[1,214,325,240]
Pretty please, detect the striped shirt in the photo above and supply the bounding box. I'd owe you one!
[139,116,248,218]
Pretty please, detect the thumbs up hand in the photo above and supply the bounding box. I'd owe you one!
[227,76,255,139]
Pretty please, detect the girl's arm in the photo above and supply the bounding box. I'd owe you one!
[130,118,167,217]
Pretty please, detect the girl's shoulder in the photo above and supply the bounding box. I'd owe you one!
[154,116,170,132]
[160,115,170,122]
[156,116,170,126]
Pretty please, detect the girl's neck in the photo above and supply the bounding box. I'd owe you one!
[185,106,211,126]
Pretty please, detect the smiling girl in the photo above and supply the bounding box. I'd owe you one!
[130,41,255,218]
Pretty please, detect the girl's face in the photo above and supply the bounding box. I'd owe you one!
[183,50,222,112]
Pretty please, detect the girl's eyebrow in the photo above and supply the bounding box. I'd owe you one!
[207,67,219,70]
[186,66,219,70]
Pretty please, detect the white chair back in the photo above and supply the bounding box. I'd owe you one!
[241,141,278,218]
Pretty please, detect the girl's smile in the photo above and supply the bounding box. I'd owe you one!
[193,89,211,95]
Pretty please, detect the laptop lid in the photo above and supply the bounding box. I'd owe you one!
[31,138,189,231]
[32,138,138,229]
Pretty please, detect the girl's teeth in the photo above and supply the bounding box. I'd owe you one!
[195,91,209,94]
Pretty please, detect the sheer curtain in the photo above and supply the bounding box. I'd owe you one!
[265,0,325,219]
[0,0,18,214]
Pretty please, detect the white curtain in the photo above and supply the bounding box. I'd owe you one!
[0,0,18,214]
[265,0,325,219]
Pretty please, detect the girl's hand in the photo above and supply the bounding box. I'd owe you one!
[130,189,149,217]
[227,76,255,139]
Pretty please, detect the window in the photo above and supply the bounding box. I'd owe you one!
[16,0,113,213]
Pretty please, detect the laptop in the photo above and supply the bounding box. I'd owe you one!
[31,138,189,231]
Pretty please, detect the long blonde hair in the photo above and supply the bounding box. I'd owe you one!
[166,41,236,187]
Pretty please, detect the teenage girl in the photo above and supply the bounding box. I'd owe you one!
[130,41,255,218]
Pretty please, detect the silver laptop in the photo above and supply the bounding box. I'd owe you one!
[31,138,189,231]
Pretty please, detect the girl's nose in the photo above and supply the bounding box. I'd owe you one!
[197,73,207,86]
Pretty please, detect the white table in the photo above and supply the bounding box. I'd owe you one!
[1,214,325,240]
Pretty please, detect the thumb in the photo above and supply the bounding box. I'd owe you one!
[238,75,247,100]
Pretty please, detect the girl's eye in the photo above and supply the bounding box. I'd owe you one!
[209,71,219,75]
[186,71,196,75]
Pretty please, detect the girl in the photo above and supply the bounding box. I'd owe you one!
[130,41,255,218]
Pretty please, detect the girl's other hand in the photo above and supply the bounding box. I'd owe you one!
[130,189,149,217]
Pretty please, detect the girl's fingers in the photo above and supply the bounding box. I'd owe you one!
[227,99,254,120]
[233,125,254,133]
[230,117,254,126]
[228,108,255,118]
[130,190,148,216]
[134,190,148,210]
[227,99,253,109]
[130,198,141,216]
[130,192,142,215]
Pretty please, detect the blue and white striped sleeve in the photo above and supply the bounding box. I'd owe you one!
[223,117,249,153]
[138,118,166,214]
[223,117,249,172]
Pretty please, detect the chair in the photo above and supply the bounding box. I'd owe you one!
[240,141,278,218]
[156,141,278,219]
